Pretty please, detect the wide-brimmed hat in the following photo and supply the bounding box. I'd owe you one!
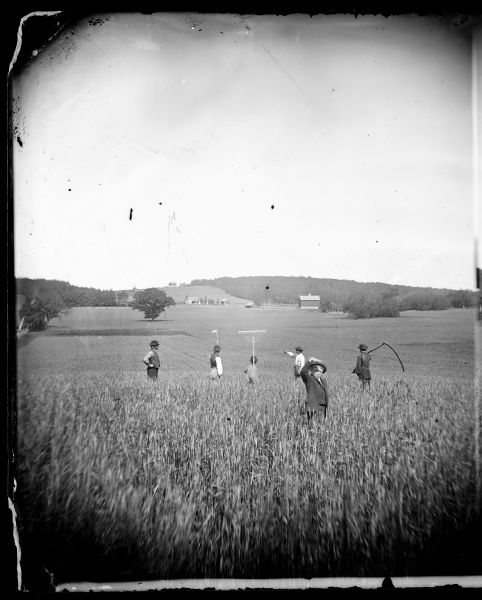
[359,344,368,351]
[150,340,160,347]
[295,345,303,351]
[214,345,221,352]
[309,358,327,373]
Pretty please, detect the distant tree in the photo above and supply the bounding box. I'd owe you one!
[343,293,400,319]
[400,293,451,311]
[116,290,128,305]
[319,300,333,313]
[19,291,66,331]
[131,288,175,320]
[448,290,477,308]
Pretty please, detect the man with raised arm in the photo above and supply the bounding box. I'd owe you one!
[284,345,306,413]
[284,345,305,379]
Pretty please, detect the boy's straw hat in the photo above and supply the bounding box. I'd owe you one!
[309,357,327,373]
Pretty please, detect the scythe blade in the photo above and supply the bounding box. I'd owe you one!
[368,342,405,372]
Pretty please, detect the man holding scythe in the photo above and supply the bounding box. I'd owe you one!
[352,341,405,388]
[353,343,371,389]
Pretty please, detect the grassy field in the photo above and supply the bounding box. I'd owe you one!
[14,306,481,587]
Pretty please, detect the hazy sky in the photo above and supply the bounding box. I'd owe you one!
[11,12,480,290]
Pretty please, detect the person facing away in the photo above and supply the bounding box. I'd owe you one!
[244,355,258,384]
[300,357,329,423]
[143,340,161,380]
[284,345,305,379]
[353,343,371,389]
[209,344,223,380]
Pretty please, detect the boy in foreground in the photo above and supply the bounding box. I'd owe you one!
[300,357,329,425]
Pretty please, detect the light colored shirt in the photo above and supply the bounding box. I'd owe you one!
[215,356,223,376]
[286,351,305,375]
[143,349,159,368]
[244,364,258,382]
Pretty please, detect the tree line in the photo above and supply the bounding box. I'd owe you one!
[16,279,176,331]
[192,276,478,318]
[16,277,478,330]
[338,289,478,318]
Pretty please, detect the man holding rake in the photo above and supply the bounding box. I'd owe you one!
[209,344,223,381]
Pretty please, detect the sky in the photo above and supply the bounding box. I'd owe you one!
[11,12,481,291]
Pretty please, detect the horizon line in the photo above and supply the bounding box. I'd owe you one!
[14,274,478,293]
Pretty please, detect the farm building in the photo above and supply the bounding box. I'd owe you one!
[184,296,200,305]
[298,294,320,309]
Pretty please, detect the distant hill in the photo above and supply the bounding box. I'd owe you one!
[117,285,251,306]
[160,285,250,305]
[190,276,475,308]
[15,276,477,316]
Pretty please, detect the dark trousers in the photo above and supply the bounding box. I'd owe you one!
[147,367,158,380]
[307,405,327,424]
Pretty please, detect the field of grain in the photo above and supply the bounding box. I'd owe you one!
[14,306,480,586]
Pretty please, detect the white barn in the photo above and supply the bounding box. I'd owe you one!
[299,294,320,309]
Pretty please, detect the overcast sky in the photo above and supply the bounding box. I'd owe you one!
[11,12,480,291]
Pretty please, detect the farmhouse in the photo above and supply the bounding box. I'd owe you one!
[299,294,320,309]
[185,296,200,305]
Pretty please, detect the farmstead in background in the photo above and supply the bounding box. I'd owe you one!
[298,294,321,309]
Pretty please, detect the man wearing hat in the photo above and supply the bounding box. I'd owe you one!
[209,344,223,380]
[300,357,329,424]
[284,345,306,379]
[353,344,371,389]
[284,345,306,413]
[143,340,161,380]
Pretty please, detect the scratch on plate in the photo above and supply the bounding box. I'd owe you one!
[259,44,309,101]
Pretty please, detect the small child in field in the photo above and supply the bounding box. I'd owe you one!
[244,355,258,384]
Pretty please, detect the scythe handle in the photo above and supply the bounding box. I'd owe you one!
[368,342,405,372]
